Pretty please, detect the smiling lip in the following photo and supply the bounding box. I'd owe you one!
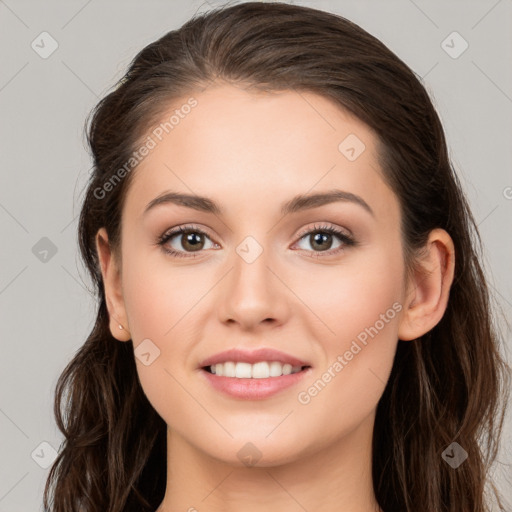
[199,348,310,368]
[198,348,312,400]
[200,367,312,400]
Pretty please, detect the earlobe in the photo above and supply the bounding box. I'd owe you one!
[398,228,455,341]
[95,227,131,342]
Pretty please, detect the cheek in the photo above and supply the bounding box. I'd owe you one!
[121,246,209,342]
[296,302,401,448]
[303,322,398,435]
[121,230,403,425]
[119,244,219,391]
[120,252,204,425]
[290,236,405,342]
[293,243,403,424]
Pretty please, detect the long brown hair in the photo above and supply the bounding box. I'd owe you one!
[43,2,510,511]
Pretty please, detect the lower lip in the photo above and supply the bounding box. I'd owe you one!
[200,367,312,400]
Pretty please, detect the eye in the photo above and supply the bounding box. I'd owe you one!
[156,223,356,259]
[156,225,217,258]
[293,223,356,258]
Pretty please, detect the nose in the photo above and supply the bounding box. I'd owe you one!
[218,242,291,331]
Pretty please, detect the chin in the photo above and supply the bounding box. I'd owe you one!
[195,433,310,469]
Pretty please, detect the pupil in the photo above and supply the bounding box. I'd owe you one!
[312,232,331,251]
[180,231,333,252]
[184,232,203,251]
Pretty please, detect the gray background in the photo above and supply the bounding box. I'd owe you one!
[1,0,511,510]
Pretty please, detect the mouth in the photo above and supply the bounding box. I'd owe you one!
[202,361,311,378]
[199,356,313,399]
[198,347,313,399]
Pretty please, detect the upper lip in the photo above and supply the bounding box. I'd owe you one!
[199,348,311,368]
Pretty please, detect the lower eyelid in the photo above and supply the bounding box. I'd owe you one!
[159,225,354,257]
[296,232,343,250]
[166,230,217,252]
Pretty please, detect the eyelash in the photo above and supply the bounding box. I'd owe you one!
[155,223,356,259]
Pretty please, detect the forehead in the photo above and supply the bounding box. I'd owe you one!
[123,84,397,223]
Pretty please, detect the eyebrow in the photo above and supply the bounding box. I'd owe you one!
[143,189,374,218]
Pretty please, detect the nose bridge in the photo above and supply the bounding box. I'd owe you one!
[219,231,288,327]
[232,233,273,302]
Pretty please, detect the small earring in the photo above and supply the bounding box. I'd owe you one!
[118,324,123,330]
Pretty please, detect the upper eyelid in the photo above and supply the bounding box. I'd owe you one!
[295,223,352,239]
[161,223,351,246]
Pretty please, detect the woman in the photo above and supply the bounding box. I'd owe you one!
[43,2,510,511]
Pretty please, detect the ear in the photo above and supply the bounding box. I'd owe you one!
[95,227,131,342]
[398,228,455,341]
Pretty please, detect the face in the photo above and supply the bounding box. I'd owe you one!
[110,83,409,466]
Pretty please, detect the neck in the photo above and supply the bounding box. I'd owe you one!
[157,411,382,512]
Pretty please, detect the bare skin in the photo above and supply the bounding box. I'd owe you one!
[95,83,455,512]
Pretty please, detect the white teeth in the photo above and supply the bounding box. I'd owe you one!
[208,361,304,378]
[252,362,269,378]
[235,362,252,378]
[269,361,282,377]
[224,361,236,377]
